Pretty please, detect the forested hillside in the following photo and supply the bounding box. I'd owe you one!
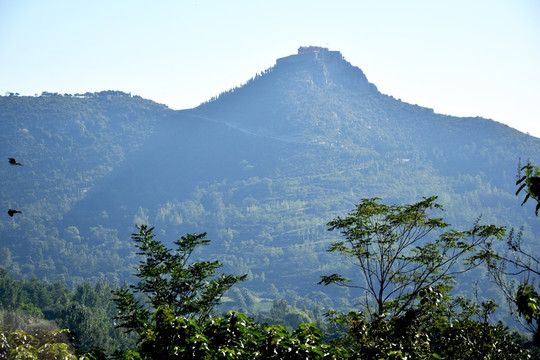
[1,91,174,283]
[1,48,540,317]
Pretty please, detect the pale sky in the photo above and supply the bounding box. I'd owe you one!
[1,0,539,137]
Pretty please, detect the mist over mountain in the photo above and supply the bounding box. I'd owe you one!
[1,47,539,312]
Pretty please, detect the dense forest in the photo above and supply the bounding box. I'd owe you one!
[2,47,540,357]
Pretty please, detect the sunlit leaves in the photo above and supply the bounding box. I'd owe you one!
[516,161,540,215]
[0,329,77,360]
[516,282,540,324]
[120,308,348,359]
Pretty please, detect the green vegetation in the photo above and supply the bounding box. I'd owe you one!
[318,197,528,359]
[112,225,246,332]
[0,327,78,360]
[0,268,135,354]
[1,214,535,358]
[319,196,505,318]
[109,226,347,359]
[2,52,540,357]
[2,70,540,308]
[472,161,540,347]
[516,161,540,215]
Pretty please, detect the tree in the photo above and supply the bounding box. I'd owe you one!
[112,224,247,337]
[111,225,348,359]
[319,196,505,319]
[475,161,540,344]
[0,328,79,360]
[477,228,540,342]
[326,295,529,360]
[121,308,349,359]
[317,197,533,358]
[516,161,540,215]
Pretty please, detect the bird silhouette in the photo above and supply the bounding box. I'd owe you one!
[8,209,23,217]
[8,158,23,166]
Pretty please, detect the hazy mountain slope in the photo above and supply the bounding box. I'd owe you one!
[0,92,173,281]
[1,92,172,220]
[1,49,539,312]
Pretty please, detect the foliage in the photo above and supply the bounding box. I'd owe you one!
[316,197,531,357]
[482,230,540,337]
[3,54,540,350]
[0,328,77,360]
[0,269,135,354]
[56,281,136,352]
[255,299,318,333]
[472,161,540,342]
[516,161,540,215]
[2,62,540,302]
[109,225,347,359]
[112,308,348,359]
[319,196,505,319]
[326,290,530,359]
[516,282,540,325]
[112,225,247,334]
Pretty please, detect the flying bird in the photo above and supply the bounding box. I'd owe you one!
[8,209,23,217]
[8,158,23,166]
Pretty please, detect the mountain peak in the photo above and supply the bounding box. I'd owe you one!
[271,46,375,95]
[298,45,328,54]
[194,46,378,142]
[276,46,344,65]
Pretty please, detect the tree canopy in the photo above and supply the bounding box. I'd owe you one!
[319,196,505,319]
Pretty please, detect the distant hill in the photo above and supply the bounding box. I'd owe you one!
[1,47,539,313]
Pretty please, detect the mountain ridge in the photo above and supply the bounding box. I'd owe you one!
[1,48,539,314]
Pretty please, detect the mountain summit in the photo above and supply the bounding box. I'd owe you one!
[191,45,524,171]
[275,46,375,91]
[194,46,379,145]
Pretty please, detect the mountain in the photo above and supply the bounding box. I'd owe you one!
[1,47,540,312]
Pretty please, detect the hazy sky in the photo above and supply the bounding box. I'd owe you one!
[1,0,539,137]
